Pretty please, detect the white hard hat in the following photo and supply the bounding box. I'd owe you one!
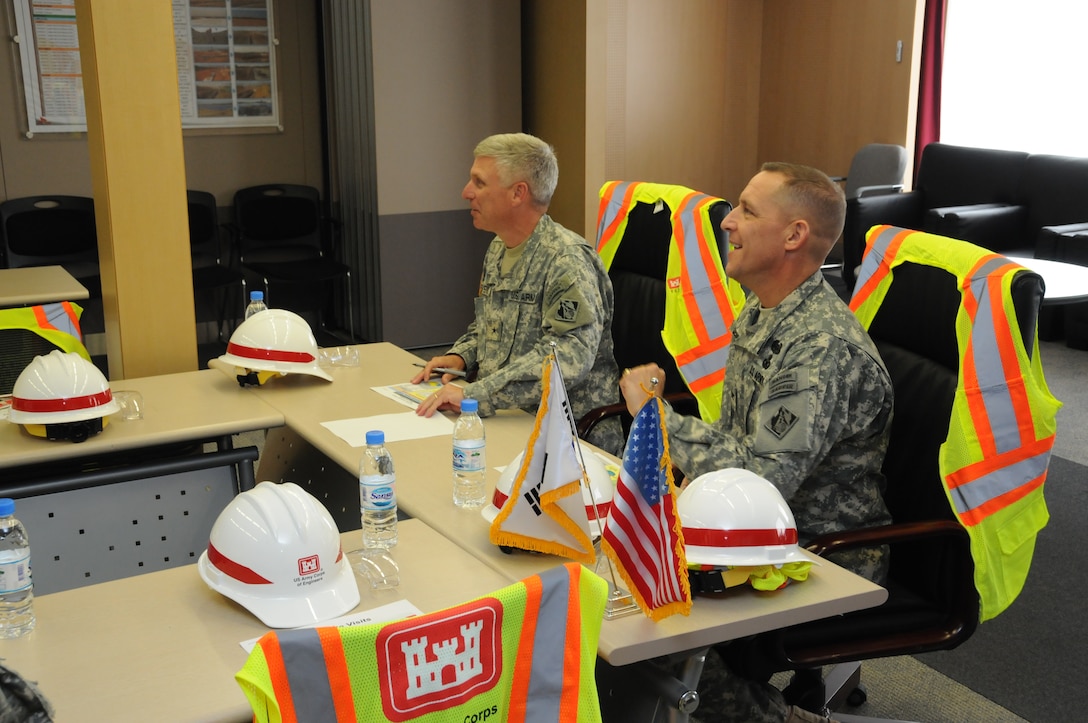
[198,481,359,628]
[218,308,333,384]
[8,350,120,442]
[678,468,810,567]
[482,441,614,536]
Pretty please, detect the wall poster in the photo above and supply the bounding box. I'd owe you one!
[13,0,280,135]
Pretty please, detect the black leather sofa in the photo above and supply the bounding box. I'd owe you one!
[842,143,1088,288]
[841,142,1088,346]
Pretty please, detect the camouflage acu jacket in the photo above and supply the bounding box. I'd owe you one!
[665,271,894,544]
[450,215,622,454]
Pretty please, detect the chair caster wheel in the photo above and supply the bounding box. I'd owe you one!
[846,683,868,707]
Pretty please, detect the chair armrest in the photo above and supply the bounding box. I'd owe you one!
[575,392,700,440]
[855,183,904,199]
[805,518,967,558]
[1036,222,1088,264]
[924,203,1029,252]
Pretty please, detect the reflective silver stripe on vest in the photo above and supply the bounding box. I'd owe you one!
[524,564,574,723]
[852,225,901,293]
[596,182,633,249]
[40,302,81,339]
[277,628,337,720]
[949,448,1051,516]
[676,193,729,341]
[965,258,1021,454]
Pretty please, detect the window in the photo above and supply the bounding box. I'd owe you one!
[941,1,1088,156]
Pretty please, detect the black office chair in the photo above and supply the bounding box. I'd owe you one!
[0,195,103,334]
[230,183,353,335]
[187,190,243,341]
[719,245,1047,719]
[576,184,736,441]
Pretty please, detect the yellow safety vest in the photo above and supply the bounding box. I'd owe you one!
[596,181,745,422]
[236,562,607,723]
[851,225,1061,621]
[0,302,88,359]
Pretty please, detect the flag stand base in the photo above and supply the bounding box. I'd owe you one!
[603,584,640,619]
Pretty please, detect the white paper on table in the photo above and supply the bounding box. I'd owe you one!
[239,599,424,653]
[321,410,454,446]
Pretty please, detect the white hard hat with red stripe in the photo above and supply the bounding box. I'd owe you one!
[482,441,614,536]
[198,481,359,628]
[218,308,332,383]
[8,350,120,425]
[678,467,810,567]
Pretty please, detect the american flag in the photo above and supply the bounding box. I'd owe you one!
[601,396,691,620]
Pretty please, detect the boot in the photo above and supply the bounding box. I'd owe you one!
[784,704,841,723]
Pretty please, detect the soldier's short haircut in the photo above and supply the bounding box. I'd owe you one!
[761,161,846,247]
[475,133,559,207]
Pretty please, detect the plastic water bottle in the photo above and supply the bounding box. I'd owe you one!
[452,399,487,508]
[0,498,35,638]
[244,290,268,319]
[360,430,398,548]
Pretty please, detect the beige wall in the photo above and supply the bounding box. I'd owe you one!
[759,0,923,181]
[0,1,324,208]
[525,0,919,236]
[371,0,521,216]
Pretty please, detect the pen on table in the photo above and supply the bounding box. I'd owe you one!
[413,362,467,378]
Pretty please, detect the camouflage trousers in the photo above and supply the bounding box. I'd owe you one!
[685,546,887,723]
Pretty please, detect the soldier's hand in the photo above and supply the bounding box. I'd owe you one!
[619,364,666,417]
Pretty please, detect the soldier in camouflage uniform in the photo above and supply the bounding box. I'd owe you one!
[620,163,893,723]
[414,133,622,455]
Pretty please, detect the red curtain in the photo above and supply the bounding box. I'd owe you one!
[914,0,948,171]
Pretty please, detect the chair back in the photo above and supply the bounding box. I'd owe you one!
[232,184,325,262]
[866,259,1042,608]
[605,196,731,398]
[0,196,98,280]
[844,144,907,200]
[187,189,223,267]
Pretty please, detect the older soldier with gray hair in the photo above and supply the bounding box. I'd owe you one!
[620,162,893,723]
[413,133,622,455]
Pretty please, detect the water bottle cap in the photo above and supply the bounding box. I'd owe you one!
[0,498,14,517]
[365,430,385,445]
[250,291,264,302]
[461,398,478,413]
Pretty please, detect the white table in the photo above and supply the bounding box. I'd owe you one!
[230,343,888,666]
[1006,255,1088,305]
[0,265,89,307]
[0,520,513,723]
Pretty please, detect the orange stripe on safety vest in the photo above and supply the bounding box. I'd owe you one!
[318,628,356,722]
[32,305,54,331]
[60,301,82,338]
[691,195,733,313]
[673,192,712,344]
[959,256,995,456]
[849,226,912,313]
[988,267,1036,447]
[946,434,1054,524]
[258,634,298,723]
[506,575,543,723]
[675,334,730,366]
[958,471,1046,527]
[559,564,583,718]
[597,182,637,254]
[686,367,726,393]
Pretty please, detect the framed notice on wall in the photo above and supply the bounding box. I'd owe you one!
[13,0,280,135]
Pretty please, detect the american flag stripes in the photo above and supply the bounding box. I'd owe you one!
[601,396,691,620]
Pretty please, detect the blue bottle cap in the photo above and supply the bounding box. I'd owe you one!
[366,430,385,445]
[461,399,478,413]
[0,499,14,517]
[250,290,264,301]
